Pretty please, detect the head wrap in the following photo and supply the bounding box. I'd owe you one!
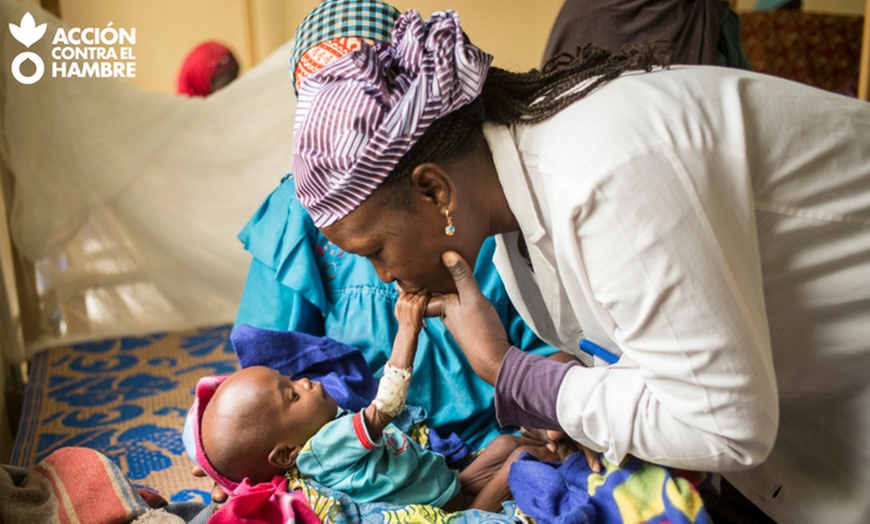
[289,0,401,94]
[292,10,493,228]
[188,374,243,493]
[176,41,239,97]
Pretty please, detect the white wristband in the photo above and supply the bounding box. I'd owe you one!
[373,363,412,417]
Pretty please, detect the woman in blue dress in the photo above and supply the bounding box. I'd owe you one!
[233,0,557,452]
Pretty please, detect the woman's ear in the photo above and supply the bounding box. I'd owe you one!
[411,162,454,209]
[269,444,300,470]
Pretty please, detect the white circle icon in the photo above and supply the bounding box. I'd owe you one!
[11,51,44,85]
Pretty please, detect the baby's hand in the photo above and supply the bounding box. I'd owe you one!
[395,290,429,334]
[384,290,429,384]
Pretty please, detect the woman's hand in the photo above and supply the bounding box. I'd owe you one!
[520,427,603,472]
[545,430,603,473]
[191,464,227,503]
[426,251,511,385]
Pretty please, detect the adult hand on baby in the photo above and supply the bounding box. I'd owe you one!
[545,430,603,473]
[519,427,602,472]
[191,464,228,503]
[426,251,511,385]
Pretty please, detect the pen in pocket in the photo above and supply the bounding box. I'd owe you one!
[578,338,619,364]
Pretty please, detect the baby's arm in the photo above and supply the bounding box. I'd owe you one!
[363,291,429,441]
[387,290,428,370]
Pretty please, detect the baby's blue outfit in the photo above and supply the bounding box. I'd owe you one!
[235,176,556,450]
[296,407,459,507]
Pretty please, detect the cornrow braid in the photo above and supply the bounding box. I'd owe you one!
[376,42,670,206]
[484,42,671,125]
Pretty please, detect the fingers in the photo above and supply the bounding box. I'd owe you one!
[519,426,547,442]
[395,289,430,331]
[544,429,564,452]
[424,251,483,318]
[424,292,457,318]
[546,429,566,442]
[396,288,430,312]
[541,429,602,472]
[441,251,482,298]
[192,465,228,503]
[211,483,228,503]
[584,447,602,473]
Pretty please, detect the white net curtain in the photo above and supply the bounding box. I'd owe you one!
[0,0,297,361]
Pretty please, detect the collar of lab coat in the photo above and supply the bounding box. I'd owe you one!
[482,122,583,357]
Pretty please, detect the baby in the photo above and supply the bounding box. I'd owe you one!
[190,291,558,512]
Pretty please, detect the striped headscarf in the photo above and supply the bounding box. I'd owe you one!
[290,0,401,94]
[292,10,493,228]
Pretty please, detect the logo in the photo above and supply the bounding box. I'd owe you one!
[9,12,47,84]
[8,12,137,85]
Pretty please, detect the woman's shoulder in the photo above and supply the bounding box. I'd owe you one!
[516,67,755,175]
[238,175,318,259]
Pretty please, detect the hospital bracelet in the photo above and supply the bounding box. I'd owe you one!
[372,363,413,417]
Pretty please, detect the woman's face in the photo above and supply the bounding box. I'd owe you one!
[321,192,483,295]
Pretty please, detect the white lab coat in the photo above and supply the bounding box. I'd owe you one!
[487,66,870,523]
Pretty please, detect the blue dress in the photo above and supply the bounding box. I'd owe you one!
[235,176,555,449]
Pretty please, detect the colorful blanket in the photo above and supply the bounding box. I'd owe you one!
[283,452,710,524]
[230,325,711,523]
[10,323,711,522]
[509,452,710,524]
[287,475,526,524]
[1,446,171,523]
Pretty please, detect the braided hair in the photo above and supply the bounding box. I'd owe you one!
[484,42,670,125]
[376,42,670,208]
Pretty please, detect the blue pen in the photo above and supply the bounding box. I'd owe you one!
[579,338,619,364]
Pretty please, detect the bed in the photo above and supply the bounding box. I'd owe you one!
[9,324,237,502]
[3,2,865,522]
[0,0,295,505]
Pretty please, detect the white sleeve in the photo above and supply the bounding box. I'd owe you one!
[553,144,779,472]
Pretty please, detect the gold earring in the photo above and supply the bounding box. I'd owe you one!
[444,210,455,236]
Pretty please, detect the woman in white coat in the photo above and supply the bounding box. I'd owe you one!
[291,9,870,523]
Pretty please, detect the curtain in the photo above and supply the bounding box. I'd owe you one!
[1,0,297,359]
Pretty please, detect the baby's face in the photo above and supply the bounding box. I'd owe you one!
[226,366,338,447]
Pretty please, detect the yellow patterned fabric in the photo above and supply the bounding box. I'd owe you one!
[287,475,528,524]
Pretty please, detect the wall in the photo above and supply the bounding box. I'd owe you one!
[56,0,865,93]
[378,1,564,71]
[56,0,564,93]
[57,0,254,94]
[734,0,865,14]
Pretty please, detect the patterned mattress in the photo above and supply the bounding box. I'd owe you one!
[11,323,239,503]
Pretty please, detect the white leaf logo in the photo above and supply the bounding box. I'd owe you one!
[9,12,47,48]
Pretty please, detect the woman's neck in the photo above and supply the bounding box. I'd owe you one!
[477,144,519,236]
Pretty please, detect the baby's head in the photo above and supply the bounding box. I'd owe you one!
[193,366,338,487]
